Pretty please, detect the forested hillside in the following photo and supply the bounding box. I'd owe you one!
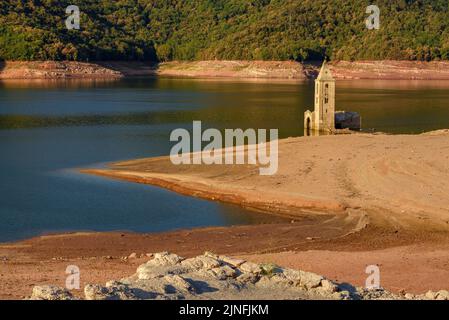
[1,0,448,62]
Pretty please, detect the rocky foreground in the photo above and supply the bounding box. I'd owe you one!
[29,252,449,301]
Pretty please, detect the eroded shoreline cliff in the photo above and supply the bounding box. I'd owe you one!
[3,60,449,80]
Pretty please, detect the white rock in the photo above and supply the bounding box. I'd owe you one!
[240,262,262,274]
[220,256,246,268]
[210,265,237,280]
[425,290,437,300]
[299,271,324,289]
[256,274,290,288]
[150,252,184,266]
[84,284,112,300]
[320,279,338,293]
[404,293,415,300]
[136,264,188,280]
[204,251,219,259]
[436,290,449,300]
[181,256,221,270]
[236,272,259,284]
[30,285,76,300]
[28,252,447,301]
[282,269,301,285]
[332,290,351,300]
[84,282,135,300]
[164,275,194,293]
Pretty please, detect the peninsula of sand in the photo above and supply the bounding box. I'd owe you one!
[3,60,449,80]
[84,130,449,234]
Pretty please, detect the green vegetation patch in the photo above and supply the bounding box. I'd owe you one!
[1,0,449,62]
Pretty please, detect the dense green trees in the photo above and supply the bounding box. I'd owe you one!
[1,0,449,62]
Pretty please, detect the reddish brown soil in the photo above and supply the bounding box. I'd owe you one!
[1,221,448,300]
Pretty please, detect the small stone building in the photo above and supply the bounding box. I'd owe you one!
[304,62,361,134]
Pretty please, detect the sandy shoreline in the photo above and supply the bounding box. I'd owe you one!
[3,60,449,80]
[83,130,449,232]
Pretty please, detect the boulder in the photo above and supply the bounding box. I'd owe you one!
[149,252,184,266]
[209,265,238,280]
[260,263,282,276]
[299,271,324,290]
[332,290,352,300]
[358,288,402,300]
[163,275,195,294]
[282,269,302,285]
[256,273,290,288]
[30,285,76,300]
[236,272,260,285]
[181,255,221,271]
[84,282,136,300]
[240,262,262,274]
[136,264,189,280]
[220,256,246,268]
[320,279,338,294]
[436,290,449,300]
[425,290,437,300]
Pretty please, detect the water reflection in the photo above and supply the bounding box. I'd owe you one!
[1,78,449,135]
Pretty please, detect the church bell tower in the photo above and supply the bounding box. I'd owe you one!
[304,61,336,133]
[314,61,335,131]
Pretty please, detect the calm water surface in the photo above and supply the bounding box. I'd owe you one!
[1,78,449,242]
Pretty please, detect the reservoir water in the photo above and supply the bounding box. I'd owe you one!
[1,78,449,242]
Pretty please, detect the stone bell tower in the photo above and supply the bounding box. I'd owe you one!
[304,61,336,133]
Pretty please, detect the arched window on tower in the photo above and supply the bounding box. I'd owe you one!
[324,84,329,104]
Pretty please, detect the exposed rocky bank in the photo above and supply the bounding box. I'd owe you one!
[29,252,449,301]
[3,60,449,80]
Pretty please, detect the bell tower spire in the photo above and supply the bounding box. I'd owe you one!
[304,61,362,134]
[304,61,336,133]
[314,61,335,131]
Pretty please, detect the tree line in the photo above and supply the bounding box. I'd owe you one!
[1,0,448,62]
